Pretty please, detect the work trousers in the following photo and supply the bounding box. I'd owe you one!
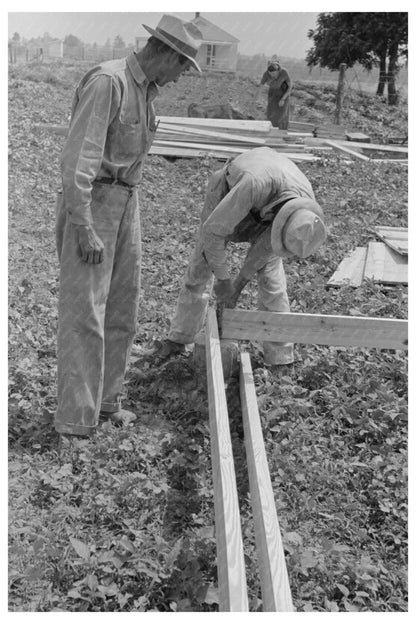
[168,170,294,365]
[54,182,141,435]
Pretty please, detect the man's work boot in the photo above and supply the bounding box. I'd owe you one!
[99,409,137,427]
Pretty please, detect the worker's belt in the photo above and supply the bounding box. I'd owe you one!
[94,177,136,189]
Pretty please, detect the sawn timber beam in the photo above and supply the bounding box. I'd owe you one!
[205,308,249,612]
[221,310,408,351]
[240,351,294,611]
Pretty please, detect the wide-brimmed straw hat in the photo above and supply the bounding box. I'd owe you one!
[270,197,326,257]
[143,14,202,72]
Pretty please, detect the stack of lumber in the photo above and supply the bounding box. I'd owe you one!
[313,124,347,139]
[288,120,315,133]
[327,228,408,287]
[153,116,320,162]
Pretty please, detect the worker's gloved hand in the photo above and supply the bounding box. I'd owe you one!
[214,278,235,306]
[74,224,104,264]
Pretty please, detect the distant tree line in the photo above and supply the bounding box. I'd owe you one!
[9,31,133,50]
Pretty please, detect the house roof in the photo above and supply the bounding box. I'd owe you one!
[191,15,239,44]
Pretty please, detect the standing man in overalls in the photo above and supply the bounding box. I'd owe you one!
[55,15,202,437]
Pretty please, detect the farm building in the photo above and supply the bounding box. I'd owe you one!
[191,13,239,73]
[135,13,239,73]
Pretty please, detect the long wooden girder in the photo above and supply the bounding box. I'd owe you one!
[240,351,294,612]
[205,308,249,612]
[222,310,408,351]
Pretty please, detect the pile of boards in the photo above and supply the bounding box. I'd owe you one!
[328,226,408,287]
[34,117,408,164]
[152,116,322,162]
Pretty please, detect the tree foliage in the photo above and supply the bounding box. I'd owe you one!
[113,35,126,49]
[307,13,408,103]
[63,34,83,48]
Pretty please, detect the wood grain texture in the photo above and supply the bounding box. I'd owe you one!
[240,352,294,612]
[340,140,408,154]
[327,247,367,287]
[158,122,266,145]
[325,139,371,161]
[222,309,408,350]
[205,308,249,612]
[157,115,272,133]
[364,242,408,284]
[374,227,408,255]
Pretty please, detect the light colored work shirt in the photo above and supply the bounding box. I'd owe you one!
[61,52,159,225]
[201,147,316,280]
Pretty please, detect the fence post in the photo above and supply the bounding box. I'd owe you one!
[335,63,347,124]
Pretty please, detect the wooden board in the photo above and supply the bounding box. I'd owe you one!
[149,145,232,160]
[339,140,408,154]
[288,120,315,132]
[325,139,370,161]
[221,309,408,350]
[153,142,319,162]
[240,352,294,612]
[327,247,368,287]
[346,132,371,143]
[364,242,408,284]
[205,308,249,612]
[374,227,408,255]
[158,116,272,133]
[158,122,266,145]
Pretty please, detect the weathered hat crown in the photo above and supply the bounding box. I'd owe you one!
[143,14,202,72]
[270,198,326,258]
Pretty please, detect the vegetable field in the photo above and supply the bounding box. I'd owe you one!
[8,60,408,612]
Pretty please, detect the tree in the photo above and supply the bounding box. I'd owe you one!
[113,35,126,49]
[12,32,20,43]
[64,34,83,47]
[306,12,408,104]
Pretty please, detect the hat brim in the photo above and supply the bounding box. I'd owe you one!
[270,198,324,257]
[143,24,202,72]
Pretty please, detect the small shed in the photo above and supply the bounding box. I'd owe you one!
[191,13,239,73]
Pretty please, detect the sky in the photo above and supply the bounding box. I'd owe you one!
[7,9,322,60]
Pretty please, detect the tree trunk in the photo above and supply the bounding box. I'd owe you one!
[335,63,347,124]
[376,54,387,96]
[387,44,399,105]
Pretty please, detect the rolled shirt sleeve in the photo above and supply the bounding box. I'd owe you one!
[201,173,256,280]
[60,74,119,225]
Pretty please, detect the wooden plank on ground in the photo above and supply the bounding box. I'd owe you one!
[221,309,408,350]
[364,242,408,284]
[240,351,294,612]
[345,132,371,142]
[205,308,249,612]
[339,140,408,154]
[374,227,408,255]
[154,140,248,156]
[153,141,319,161]
[149,145,232,160]
[288,120,315,132]
[325,139,370,161]
[158,122,266,145]
[327,247,367,287]
[157,116,272,133]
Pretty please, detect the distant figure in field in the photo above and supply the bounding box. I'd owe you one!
[188,102,254,120]
[259,58,292,129]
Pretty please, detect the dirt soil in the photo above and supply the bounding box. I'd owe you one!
[8,61,408,612]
